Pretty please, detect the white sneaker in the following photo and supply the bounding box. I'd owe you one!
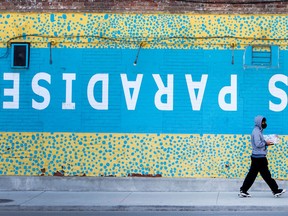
[238,190,251,198]
[273,189,286,197]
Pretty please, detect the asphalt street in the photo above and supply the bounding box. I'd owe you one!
[0,211,288,216]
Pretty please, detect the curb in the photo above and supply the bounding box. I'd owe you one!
[1,205,288,212]
[1,176,287,192]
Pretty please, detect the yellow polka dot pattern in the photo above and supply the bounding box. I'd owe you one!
[1,13,288,178]
[0,13,287,49]
[0,132,287,179]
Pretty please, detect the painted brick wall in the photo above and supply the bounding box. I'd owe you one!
[0,0,287,14]
[1,13,288,178]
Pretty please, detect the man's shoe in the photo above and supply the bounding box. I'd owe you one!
[238,190,251,198]
[273,189,286,197]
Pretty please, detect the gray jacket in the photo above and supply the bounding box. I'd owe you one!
[251,115,267,157]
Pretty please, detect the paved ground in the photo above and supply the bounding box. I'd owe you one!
[0,191,287,212]
[0,177,287,212]
[1,211,288,216]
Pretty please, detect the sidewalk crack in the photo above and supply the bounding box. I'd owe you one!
[216,192,220,205]
[19,191,46,206]
[119,192,132,204]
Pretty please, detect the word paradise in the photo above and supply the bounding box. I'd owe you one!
[1,73,287,112]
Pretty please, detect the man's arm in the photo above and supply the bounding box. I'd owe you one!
[253,132,273,147]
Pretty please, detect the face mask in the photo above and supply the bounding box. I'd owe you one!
[262,123,267,129]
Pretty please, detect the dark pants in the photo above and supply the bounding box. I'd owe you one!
[240,157,278,193]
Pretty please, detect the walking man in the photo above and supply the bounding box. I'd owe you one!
[239,115,286,198]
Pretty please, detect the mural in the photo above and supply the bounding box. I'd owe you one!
[0,13,287,178]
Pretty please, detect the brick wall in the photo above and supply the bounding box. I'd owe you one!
[0,0,287,14]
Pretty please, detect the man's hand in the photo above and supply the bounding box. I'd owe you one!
[266,141,274,146]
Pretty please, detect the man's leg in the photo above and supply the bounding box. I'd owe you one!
[240,157,259,193]
[259,157,278,192]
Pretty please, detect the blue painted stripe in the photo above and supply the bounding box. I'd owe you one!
[0,48,287,134]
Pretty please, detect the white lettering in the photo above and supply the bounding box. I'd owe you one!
[186,74,208,111]
[3,73,19,109]
[269,74,288,112]
[153,74,173,111]
[121,74,143,110]
[87,74,109,110]
[218,75,237,111]
[62,73,76,110]
[3,72,288,113]
[32,72,51,110]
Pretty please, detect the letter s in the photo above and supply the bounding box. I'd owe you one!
[269,74,288,112]
[32,73,51,110]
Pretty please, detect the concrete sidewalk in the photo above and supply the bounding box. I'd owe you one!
[0,177,287,211]
[0,191,288,212]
